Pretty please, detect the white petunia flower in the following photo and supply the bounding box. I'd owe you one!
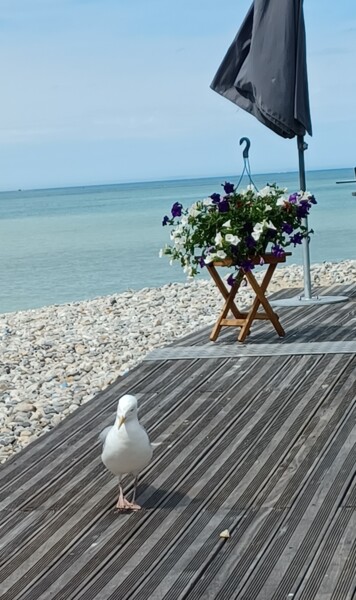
[300,191,312,201]
[204,254,214,264]
[203,197,214,206]
[225,233,240,245]
[215,232,223,246]
[216,250,227,259]
[222,220,231,228]
[175,235,186,247]
[276,197,288,206]
[264,205,272,212]
[266,221,276,230]
[181,215,188,226]
[258,185,272,197]
[170,225,184,239]
[188,203,200,217]
[252,222,264,241]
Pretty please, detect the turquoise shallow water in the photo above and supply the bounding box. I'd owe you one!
[0,168,355,314]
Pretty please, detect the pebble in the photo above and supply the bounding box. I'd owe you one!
[0,259,355,463]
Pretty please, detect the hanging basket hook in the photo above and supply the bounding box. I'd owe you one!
[239,137,251,159]
[236,137,258,192]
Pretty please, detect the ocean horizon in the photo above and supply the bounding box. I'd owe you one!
[0,168,355,314]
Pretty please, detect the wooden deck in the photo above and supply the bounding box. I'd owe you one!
[0,284,355,600]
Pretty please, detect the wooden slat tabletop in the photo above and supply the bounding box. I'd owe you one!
[0,284,355,600]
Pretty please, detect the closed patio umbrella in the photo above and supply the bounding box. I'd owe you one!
[211,0,347,305]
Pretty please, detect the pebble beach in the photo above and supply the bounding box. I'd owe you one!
[0,259,355,463]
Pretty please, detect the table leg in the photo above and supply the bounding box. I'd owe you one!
[207,265,244,320]
[242,265,285,339]
[209,269,244,342]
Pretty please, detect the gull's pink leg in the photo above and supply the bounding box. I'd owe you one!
[125,476,141,510]
[115,478,141,511]
[116,481,128,510]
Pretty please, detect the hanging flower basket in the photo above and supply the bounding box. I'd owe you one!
[160,181,316,282]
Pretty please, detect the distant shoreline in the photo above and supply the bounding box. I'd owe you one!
[0,166,352,195]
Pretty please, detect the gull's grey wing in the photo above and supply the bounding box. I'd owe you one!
[99,426,112,446]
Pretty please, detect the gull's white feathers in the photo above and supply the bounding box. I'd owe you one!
[100,394,153,481]
[99,426,112,445]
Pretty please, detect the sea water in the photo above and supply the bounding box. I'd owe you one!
[0,168,355,313]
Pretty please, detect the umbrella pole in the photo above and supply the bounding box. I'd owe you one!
[297,135,312,300]
[271,137,349,306]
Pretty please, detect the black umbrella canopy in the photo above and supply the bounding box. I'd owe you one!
[211,0,312,139]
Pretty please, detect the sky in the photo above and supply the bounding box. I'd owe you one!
[0,0,355,190]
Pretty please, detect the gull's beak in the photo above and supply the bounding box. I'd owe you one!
[118,415,126,429]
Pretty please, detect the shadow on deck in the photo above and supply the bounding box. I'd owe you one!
[0,284,355,600]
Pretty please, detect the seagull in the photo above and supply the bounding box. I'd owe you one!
[100,394,153,510]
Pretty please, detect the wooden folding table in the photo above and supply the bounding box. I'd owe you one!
[206,252,291,342]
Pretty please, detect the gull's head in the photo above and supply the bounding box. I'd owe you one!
[116,394,138,428]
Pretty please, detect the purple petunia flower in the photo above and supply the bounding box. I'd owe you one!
[288,192,298,204]
[199,256,205,268]
[210,193,221,203]
[243,222,253,234]
[282,222,293,234]
[162,215,170,226]
[290,232,303,246]
[171,202,183,218]
[309,194,317,204]
[245,235,257,249]
[265,228,277,240]
[240,258,255,272]
[296,203,310,219]
[222,181,235,194]
[227,273,236,287]
[218,199,230,213]
[271,244,285,258]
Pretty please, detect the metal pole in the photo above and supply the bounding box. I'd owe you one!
[297,135,312,300]
[271,137,348,306]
